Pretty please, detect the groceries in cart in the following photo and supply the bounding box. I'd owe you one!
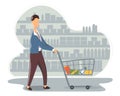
[64,66,79,75]
[79,67,93,75]
[84,70,93,75]
[80,67,86,75]
[70,69,79,75]
[64,66,70,75]
[64,66,93,75]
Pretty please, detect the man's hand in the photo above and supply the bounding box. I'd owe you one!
[53,48,58,54]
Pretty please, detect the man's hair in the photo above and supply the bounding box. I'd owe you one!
[31,14,39,21]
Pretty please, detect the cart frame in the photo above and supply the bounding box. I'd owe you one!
[57,52,95,89]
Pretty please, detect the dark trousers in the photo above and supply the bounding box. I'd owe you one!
[27,51,47,86]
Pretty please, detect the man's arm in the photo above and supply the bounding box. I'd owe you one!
[32,36,53,51]
[41,36,58,53]
[41,36,54,51]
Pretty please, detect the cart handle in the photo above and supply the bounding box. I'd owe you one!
[57,51,62,61]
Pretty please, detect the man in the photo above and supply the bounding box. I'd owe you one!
[26,14,58,90]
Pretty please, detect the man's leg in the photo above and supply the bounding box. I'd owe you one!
[27,54,38,87]
[38,52,47,86]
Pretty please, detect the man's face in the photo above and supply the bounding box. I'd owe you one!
[32,18,39,28]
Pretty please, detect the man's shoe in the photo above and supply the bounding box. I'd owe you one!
[26,87,32,91]
[43,86,50,89]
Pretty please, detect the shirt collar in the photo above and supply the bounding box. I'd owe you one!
[34,32,38,36]
[33,30,40,36]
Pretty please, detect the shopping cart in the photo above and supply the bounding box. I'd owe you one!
[57,52,95,90]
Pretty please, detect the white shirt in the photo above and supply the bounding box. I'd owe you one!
[33,31,55,52]
[34,31,42,51]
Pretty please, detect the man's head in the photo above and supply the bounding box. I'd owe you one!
[31,14,39,29]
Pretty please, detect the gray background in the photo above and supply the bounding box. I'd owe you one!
[10,6,110,76]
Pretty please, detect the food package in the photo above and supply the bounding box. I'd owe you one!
[80,69,85,75]
[84,70,92,75]
[64,66,70,75]
[70,69,79,75]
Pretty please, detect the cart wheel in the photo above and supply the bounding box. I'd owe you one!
[86,85,90,89]
[70,85,74,89]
